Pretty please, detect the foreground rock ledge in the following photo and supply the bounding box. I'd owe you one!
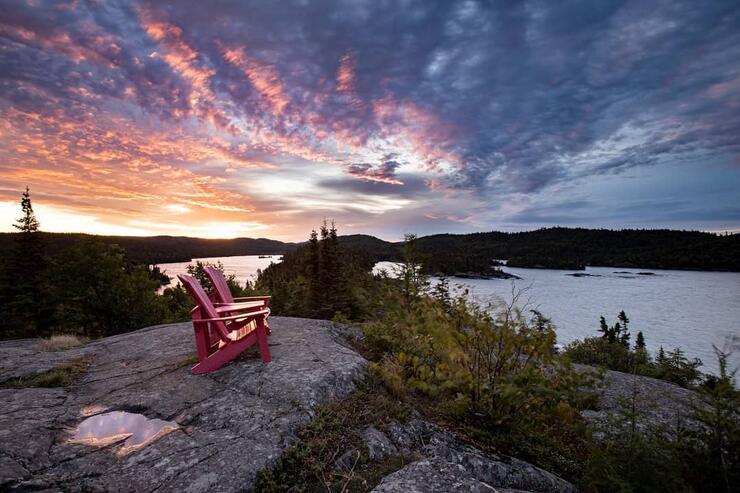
[0,317,365,492]
[2,317,701,492]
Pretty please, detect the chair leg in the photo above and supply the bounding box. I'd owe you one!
[191,332,258,374]
[193,324,211,362]
[257,319,271,363]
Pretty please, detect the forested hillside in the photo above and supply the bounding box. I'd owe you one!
[414,228,740,272]
[339,228,740,273]
[0,233,299,264]
[1,228,737,272]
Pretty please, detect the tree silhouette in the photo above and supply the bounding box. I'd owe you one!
[635,331,646,350]
[13,186,40,233]
[1,187,45,338]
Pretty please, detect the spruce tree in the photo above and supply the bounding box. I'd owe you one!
[13,186,40,233]
[618,310,631,347]
[657,346,666,364]
[3,187,45,338]
[635,331,646,350]
[307,229,320,315]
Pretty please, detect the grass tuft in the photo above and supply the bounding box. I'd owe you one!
[0,356,92,389]
[39,334,89,352]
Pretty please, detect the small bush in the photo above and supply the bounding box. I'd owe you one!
[564,336,636,372]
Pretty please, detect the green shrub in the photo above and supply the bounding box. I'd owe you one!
[653,347,703,388]
[42,239,168,338]
[361,242,600,478]
[563,313,703,389]
[679,347,740,492]
[564,336,636,372]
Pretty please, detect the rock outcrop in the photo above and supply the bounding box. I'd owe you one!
[0,318,365,492]
[577,365,701,430]
[2,317,691,492]
[369,419,576,493]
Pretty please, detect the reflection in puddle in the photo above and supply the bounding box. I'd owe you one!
[70,411,178,453]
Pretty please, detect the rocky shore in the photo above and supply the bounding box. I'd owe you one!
[0,319,701,492]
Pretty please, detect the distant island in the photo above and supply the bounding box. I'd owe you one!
[1,227,738,274]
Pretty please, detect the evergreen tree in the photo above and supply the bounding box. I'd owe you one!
[1,187,46,338]
[686,347,739,492]
[635,331,646,350]
[657,346,666,364]
[432,275,452,313]
[307,229,320,314]
[13,186,40,233]
[618,310,631,347]
[395,234,429,310]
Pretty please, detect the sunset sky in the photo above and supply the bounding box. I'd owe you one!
[1,1,739,241]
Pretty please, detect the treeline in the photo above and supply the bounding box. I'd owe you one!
[0,232,298,265]
[2,227,737,274]
[340,227,740,273]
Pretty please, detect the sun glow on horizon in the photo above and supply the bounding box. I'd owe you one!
[0,201,273,239]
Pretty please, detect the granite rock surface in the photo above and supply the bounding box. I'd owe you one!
[0,317,365,492]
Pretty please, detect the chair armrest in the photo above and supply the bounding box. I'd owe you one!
[198,309,270,323]
[213,301,263,312]
[232,296,271,302]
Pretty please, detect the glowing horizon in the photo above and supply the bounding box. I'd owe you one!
[1,1,739,241]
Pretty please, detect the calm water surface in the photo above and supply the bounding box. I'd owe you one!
[160,256,739,373]
[158,254,282,291]
[70,411,178,453]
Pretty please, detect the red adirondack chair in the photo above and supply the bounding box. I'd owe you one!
[178,274,271,374]
[203,266,271,334]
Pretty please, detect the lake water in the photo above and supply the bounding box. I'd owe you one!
[158,255,282,291]
[159,255,739,374]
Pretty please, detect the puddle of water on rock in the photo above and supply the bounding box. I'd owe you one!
[69,411,178,454]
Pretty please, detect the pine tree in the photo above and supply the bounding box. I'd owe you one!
[2,187,46,338]
[307,229,320,313]
[618,310,631,347]
[13,186,40,233]
[635,331,646,350]
[657,346,666,364]
[688,347,739,492]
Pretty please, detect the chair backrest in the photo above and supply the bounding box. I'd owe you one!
[178,274,230,341]
[204,266,234,304]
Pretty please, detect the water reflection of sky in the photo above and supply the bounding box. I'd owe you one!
[156,255,282,293]
[71,411,178,452]
[160,256,740,374]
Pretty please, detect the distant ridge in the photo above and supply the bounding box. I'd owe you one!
[0,232,301,264]
[336,228,740,273]
[1,227,738,272]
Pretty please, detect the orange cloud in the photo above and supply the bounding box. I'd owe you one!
[138,9,235,133]
[223,47,290,116]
